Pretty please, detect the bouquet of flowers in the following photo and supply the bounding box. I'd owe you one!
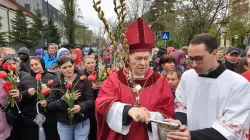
[42,75,86,122]
[0,63,19,107]
[35,73,52,100]
[88,50,117,84]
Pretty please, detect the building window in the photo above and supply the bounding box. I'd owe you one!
[24,4,30,11]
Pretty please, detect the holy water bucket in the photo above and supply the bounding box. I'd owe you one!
[157,122,180,140]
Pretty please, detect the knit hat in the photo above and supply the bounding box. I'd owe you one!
[35,49,45,57]
[167,47,176,54]
[57,48,70,59]
[2,54,18,64]
[18,47,30,56]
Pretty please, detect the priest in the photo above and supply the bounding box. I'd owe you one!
[95,18,174,140]
[166,33,250,140]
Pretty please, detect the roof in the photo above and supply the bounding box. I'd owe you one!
[0,0,34,17]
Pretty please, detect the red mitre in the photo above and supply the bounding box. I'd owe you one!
[125,17,155,53]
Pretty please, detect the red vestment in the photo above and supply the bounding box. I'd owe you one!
[95,68,174,140]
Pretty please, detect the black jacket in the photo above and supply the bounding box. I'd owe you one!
[223,60,237,72]
[19,71,28,79]
[20,61,30,73]
[47,69,94,125]
[18,70,57,125]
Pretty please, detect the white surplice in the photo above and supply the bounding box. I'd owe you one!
[106,102,164,140]
[175,69,250,140]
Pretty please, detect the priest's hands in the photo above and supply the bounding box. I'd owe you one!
[164,119,191,140]
[128,107,150,124]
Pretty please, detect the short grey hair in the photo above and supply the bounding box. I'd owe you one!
[49,43,58,49]
[83,55,95,63]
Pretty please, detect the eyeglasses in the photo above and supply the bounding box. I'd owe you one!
[187,56,204,64]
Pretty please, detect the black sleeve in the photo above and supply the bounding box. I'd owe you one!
[174,112,187,125]
[47,85,68,111]
[79,80,94,113]
[122,105,133,126]
[18,79,32,103]
[190,128,227,140]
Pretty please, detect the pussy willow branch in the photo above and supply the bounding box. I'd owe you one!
[114,0,138,106]
[93,0,117,51]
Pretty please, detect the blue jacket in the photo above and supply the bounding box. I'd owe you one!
[43,54,58,68]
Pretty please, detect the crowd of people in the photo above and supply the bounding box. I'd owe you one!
[0,17,249,140]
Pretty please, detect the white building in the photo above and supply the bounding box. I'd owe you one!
[0,0,65,43]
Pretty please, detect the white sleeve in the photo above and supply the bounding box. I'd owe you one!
[212,83,250,140]
[148,112,165,140]
[106,102,131,135]
[174,75,187,114]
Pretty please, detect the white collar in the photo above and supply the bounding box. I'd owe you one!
[134,75,144,78]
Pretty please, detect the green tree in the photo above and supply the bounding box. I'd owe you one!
[29,8,45,47]
[10,9,30,47]
[224,1,250,49]
[0,16,7,47]
[62,0,76,44]
[143,0,243,48]
[45,19,61,44]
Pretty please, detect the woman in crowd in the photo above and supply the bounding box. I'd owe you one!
[34,49,45,58]
[171,50,190,73]
[83,55,101,140]
[71,49,84,70]
[0,75,21,140]
[1,54,27,140]
[158,54,176,76]
[47,57,94,140]
[2,55,27,79]
[18,57,59,140]
[235,57,249,74]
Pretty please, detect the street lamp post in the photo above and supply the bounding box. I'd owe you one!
[40,31,45,50]
[47,0,49,24]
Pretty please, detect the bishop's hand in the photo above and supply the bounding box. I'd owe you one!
[128,107,150,124]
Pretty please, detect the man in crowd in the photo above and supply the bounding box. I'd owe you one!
[166,70,181,98]
[43,43,58,68]
[49,48,71,73]
[18,47,30,73]
[95,18,174,140]
[242,48,250,81]
[166,33,250,140]
[217,47,225,63]
[223,47,241,71]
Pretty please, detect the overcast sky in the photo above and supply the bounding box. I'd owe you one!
[48,0,116,31]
